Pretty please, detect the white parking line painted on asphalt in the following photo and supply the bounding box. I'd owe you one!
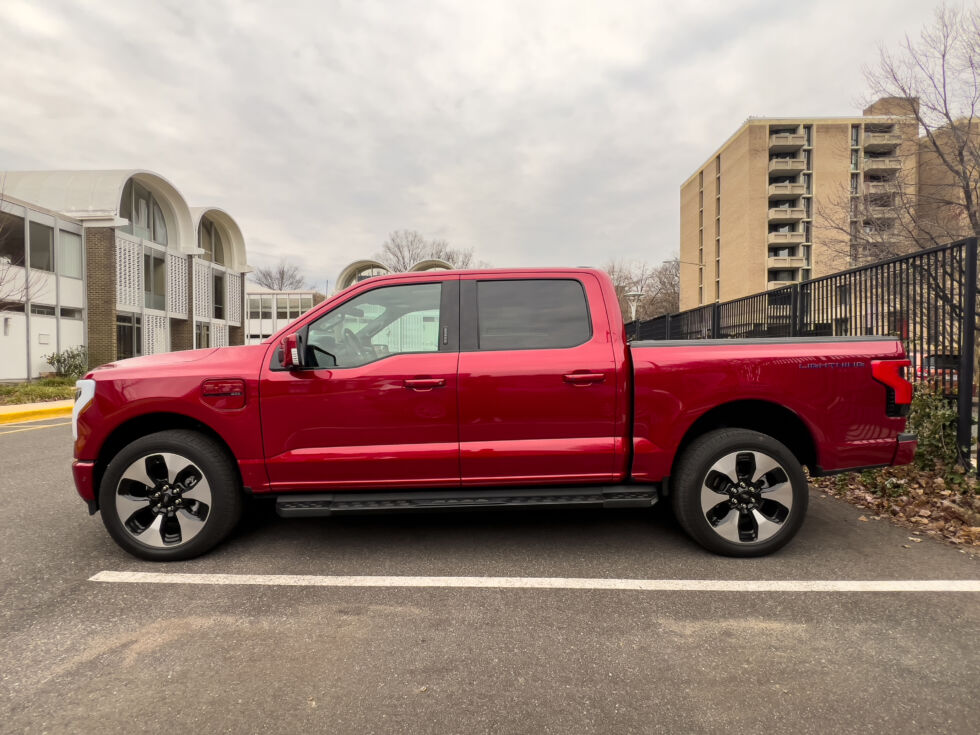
[89,571,980,592]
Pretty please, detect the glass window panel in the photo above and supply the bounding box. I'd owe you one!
[261,296,272,319]
[212,225,225,265]
[117,313,134,360]
[144,252,166,310]
[276,296,288,320]
[213,273,225,319]
[60,307,83,319]
[248,296,261,319]
[199,221,213,262]
[152,201,168,245]
[305,283,442,368]
[133,182,151,240]
[289,295,300,319]
[476,280,591,351]
[0,211,26,265]
[58,231,82,278]
[29,221,54,272]
[300,295,313,312]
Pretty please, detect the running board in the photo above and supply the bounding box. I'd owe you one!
[275,486,659,518]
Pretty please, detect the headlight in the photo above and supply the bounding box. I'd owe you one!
[72,379,96,441]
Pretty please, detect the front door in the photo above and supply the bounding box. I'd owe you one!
[261,277,460,491]
[457,274,619,486]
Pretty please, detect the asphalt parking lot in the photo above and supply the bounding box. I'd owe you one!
[1,419,978,734]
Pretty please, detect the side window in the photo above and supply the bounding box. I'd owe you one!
[305,283,442,368]
[476,279,591,350]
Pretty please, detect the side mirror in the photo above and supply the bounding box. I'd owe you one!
[279,332,302,369]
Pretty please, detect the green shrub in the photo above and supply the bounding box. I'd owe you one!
[906,383,959,469]
[42,346,89,379]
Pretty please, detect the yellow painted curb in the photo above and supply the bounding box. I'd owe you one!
[0,404,74,425]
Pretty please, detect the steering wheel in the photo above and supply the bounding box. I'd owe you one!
[342,328,371,362]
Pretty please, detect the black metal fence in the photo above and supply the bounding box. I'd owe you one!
[630,237,979,465]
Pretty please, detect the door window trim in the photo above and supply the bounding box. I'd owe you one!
[460,277,593,352]
[270,280,459,371]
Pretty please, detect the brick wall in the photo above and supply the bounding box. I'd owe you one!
[84,227,117,368]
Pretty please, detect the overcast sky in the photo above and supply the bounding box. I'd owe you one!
[0,0,947,290]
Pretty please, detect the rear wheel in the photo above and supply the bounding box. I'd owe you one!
[672,428,808,557]
[98,430,242,561]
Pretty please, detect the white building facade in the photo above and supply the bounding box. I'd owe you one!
[245,284,322,345]
[0,170,250,379]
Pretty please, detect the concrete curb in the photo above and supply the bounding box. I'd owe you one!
[0,400,74,425]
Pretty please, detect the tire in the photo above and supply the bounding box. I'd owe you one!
[98,430,243,561]
[672,428,808,557]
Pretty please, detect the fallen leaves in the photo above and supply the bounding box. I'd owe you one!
[812,461,980,548]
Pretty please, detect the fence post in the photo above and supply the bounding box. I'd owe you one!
[790,285,799,337]
[957,238,978,468]
[711,303,720,339]
[665,314,671,339]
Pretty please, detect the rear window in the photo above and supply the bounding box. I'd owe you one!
[476,279,591,350]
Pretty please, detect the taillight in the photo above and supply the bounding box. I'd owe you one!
[871,359,912,417]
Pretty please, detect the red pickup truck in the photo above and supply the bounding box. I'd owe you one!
[71,268,916,560]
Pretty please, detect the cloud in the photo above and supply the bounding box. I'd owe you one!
[0,0,944,288]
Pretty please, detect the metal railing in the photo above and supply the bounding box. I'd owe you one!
[630,238,979,465]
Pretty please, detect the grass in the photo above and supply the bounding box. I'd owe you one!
[0,376,77,405]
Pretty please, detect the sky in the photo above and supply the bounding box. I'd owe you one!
[0,0,950,290]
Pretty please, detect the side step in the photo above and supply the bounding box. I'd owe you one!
[275,486,659,518]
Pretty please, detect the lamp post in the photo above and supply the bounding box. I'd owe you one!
[625,291,645,340]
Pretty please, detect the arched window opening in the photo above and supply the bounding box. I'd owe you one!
[199,216,226,265]
[120,179,168,246]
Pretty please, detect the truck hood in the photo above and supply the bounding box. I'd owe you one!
[86,344,268,379]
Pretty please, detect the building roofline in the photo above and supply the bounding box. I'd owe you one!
[680,113,917,189]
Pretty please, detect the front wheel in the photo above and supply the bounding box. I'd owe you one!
[672,428,808,557]
[98,430,243,561]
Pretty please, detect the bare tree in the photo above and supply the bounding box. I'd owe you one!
[251,258,306,291]
[375,230,483,271]
[603,257,680,322]
[818,3,980,266]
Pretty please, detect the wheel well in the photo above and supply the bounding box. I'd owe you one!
[92,413,240,510]
[671,400,817,476]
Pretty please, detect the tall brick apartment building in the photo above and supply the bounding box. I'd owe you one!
[0,170,249,380]
[677,96,967,310]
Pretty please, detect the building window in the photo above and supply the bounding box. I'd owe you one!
[144,251,166,310]
[851,124,860,147]
[30,303,56,316]
[121,180,168,246]
[213,272,225,320]
[276,295,288,320]
[261,296,272,319]
[199,216,226,265]
[851,150,860,170]
[248,296,261,319]
[116,313,142,360]
[58,231,82,278]
[29,222,54,272]
[0,212,25,265]
[289,295,301,319]
[300,295,313,312]
[60,307,83,319]
[195,321,210,348]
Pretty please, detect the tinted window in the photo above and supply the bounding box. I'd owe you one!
[306,282,442,368]
[477,279,590,350]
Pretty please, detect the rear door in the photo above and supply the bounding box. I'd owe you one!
[457,274,618,486]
